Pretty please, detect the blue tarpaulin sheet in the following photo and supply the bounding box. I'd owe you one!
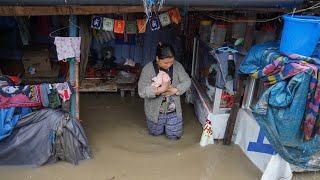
[239,42,320,169]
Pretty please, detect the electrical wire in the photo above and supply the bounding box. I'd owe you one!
[194,2,320,23]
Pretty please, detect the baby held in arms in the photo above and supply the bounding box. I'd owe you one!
[151,70,171,88]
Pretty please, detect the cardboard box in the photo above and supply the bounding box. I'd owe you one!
[24,64,59,78]
[22,48,51,73]
[22,64,59,85]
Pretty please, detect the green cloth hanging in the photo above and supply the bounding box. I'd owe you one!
[126,21,137,34]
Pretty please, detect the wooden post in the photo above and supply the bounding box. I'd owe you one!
[223,13,256,145]
[244,13,257,51]
[223,75,245,145]
[69,15,79,119]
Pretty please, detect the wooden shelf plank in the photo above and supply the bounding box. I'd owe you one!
[79,79,117,92]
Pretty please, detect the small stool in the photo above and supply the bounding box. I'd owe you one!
[118,83,136,97]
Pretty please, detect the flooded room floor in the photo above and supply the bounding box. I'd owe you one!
[0,93,318,180]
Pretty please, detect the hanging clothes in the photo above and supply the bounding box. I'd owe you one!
[0,85,42,109]
[54,37,81,62]
[40,84,51,107]
[53,82,75,102]
[209,43,247,90]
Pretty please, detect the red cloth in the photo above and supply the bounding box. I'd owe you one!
[7,76,21,85]
[114,20,125,34]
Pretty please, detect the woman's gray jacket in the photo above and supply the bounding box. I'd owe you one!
[138,61,191,123]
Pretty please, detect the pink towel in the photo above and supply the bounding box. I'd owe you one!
[151,70,171,87]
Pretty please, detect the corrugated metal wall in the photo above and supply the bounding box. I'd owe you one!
[106,25,183,66]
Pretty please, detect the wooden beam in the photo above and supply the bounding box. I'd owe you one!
[0,5,290,16]
[190,7,290,12]
[0,6,173,16]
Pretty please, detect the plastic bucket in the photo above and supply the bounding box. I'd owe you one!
[280,15,320,56]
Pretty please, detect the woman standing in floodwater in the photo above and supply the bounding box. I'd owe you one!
[138,42,191,140]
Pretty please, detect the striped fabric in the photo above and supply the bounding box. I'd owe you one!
[251,56,316,87]
[146,112,183,140]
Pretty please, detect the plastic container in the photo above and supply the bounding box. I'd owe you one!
[255,25,276,44]
[211,24,227,46]
[199,20,212,42]
[280,15,320,56]
[209,24,216,44]
[232,19,247,39]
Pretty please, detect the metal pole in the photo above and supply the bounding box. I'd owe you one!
[69,15,79,119]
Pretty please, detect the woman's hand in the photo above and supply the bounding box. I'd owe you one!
[155,81,171,95]
[162,87,178,97]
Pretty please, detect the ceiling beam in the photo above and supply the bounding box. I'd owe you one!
[189,7,289,12]
[0,5,291,16]
[0,6,173,16]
